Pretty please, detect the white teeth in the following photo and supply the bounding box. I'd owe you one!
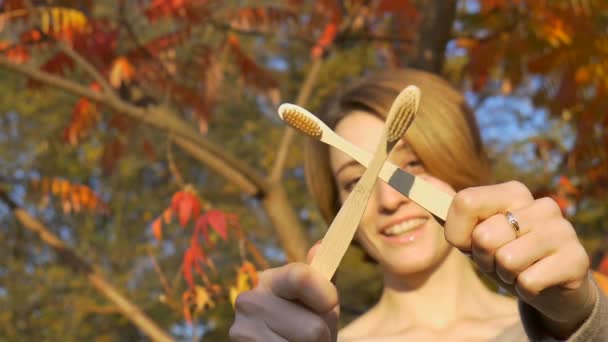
[383,218,427,236]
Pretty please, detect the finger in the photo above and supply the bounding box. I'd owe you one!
[470,200,553,273]
[259,291,333,342]
[307,240,322,264]
[445,181,534,251]
[494,223,558,284]
[494,200,576,285]
[471,213,519,272]
[229,311,288,342]
[321,304,340,342]
[515,242,590,302]
[261,263,339,313]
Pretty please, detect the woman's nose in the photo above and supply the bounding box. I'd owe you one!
[375,180,409,214]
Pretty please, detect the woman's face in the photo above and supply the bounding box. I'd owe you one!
[330,110,452,275]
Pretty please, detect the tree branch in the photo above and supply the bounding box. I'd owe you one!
[0,50,312,262]
[56,42,116,96]
[269,58,322,182]
[0,189,174,342]
[0,57,268,196]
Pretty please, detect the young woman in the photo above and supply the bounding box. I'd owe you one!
[230,69,608,341]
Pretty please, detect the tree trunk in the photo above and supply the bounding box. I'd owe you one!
[411,0,458,74]
[261,184,310,262]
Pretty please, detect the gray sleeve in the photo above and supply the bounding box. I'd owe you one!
[518,273,608,342]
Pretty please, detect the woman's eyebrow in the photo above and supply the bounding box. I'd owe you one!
[335,159,361,176]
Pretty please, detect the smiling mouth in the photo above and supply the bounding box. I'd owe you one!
[381,218,427,236]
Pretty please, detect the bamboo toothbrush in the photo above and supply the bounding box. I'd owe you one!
[302,85,418,279]
[278,100,452,223]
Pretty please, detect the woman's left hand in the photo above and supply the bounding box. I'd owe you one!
[443,181,596,338]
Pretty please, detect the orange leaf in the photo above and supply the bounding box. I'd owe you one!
[162,208,173,224]
[600,257,608,276]
[109,57,135,88]
[152,218,162,240]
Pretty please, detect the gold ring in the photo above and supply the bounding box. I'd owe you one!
[503,211,520,236]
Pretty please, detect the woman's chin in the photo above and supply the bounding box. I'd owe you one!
[377,246,440,275]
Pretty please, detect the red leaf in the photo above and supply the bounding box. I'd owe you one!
[1,0,25,11]
[142,139,157,161]
[101,139,124,174]
[226,6,296,31]
[311,22,338,59]
[558,176,579,196]
[194,216,211,244]
[171,191,185,213]
[145,0,211,22]
[152,218,162,240]
[62,97,99,145]
[182,248,195,288]
[3,45,30,63]
[375,0,418,20]
[227,35,279,96]
[206,209,229,241]
[178,195,193,227]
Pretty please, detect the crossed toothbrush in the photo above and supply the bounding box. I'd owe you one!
[278,86,454,279]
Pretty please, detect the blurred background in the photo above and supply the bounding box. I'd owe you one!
[0,0,607,340]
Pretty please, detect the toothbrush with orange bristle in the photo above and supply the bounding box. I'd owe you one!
[278,94,452,225]
[294,85,418,279]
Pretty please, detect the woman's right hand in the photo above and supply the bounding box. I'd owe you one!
[229,246,340,342]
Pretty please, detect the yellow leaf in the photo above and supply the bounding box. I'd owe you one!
[194,286,215,313]
[229,286,239,307]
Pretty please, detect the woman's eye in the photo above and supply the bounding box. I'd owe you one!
[342,177,360,192]
[403,159,424,172]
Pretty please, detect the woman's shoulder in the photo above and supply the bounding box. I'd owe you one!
[338,304,391,341]
[337,294,520,341]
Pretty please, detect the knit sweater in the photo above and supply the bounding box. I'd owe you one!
[493,274,608,341]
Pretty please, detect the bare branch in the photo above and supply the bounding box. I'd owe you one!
[270,57,322,182]
[0,57,268,196]
[0,189,174,342]
[208,18,314,46]
[56,42,116,96]
[146,247,174,298]
[166,136,186,188]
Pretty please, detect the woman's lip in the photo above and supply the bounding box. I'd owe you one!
[378,216,429,234]
[379,223,426,245]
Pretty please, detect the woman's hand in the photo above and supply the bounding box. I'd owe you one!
[229,246,340,342]
[443,180,596,338]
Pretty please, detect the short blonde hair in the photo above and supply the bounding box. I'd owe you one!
[305,69,491,224]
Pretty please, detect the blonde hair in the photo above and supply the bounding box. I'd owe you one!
[305,69,492,224]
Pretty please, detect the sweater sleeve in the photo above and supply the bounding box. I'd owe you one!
[518,272,608,342]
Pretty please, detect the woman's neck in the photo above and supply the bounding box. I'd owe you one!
[375,247,496,330]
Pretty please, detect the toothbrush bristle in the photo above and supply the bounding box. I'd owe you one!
[387,85,419,142]
[281,107,323,138]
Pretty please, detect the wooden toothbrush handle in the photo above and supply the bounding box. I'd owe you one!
[311,139,390,279]
[325,133,453,221]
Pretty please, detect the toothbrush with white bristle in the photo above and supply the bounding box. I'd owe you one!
[278,95,452,225]
[284,85,420,279]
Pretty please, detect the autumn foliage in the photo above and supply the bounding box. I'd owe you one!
[1,0,607,339]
